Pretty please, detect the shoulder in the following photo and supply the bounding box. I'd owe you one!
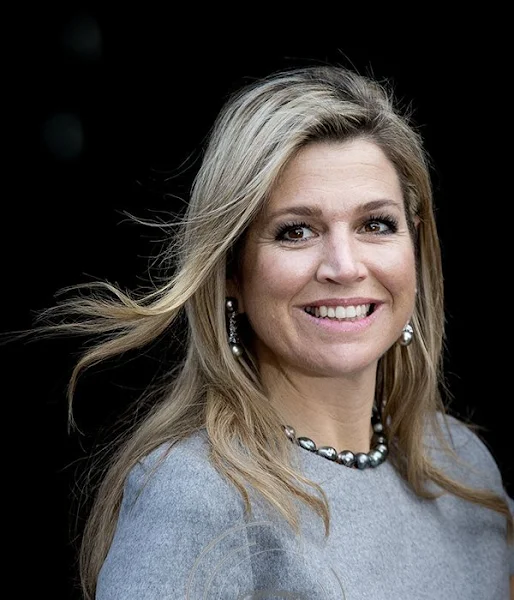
[97,432,252,598]
[122,430,244,519]
[426,413,514,576]
[424,412,508,494]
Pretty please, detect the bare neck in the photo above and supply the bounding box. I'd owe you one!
[259,360,377,454]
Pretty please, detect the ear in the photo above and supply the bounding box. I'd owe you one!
[226,279,245,313]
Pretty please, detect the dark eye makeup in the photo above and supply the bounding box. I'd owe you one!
[274,221,312,242]
[274,213,399,243]
[363,213,399,234]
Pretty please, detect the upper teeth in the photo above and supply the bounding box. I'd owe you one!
[305,304,371,319]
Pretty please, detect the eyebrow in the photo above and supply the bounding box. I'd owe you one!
[266,199,402,220]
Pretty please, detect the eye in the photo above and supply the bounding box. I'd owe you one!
[361,214,398,235]
[275,222,315,242]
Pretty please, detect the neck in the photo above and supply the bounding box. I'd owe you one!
[259,360,377,454]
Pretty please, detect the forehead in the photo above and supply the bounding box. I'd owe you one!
[264,139,403,215]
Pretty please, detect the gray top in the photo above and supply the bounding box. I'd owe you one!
[97,415,514,599]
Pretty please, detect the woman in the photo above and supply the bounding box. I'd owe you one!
[39,64,513,598]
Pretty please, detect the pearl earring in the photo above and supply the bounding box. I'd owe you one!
[399,322,414,346]
[225,297,244,357]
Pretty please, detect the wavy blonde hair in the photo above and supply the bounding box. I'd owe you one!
[34,65,512,599]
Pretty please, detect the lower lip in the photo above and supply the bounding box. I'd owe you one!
[300,304,381,333]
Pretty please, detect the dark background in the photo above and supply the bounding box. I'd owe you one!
[3,8,511,598]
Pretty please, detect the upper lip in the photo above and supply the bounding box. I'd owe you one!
[302,298,381,307]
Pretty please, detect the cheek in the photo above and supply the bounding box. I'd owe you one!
[243,250,313,302]
[378,248,417,295]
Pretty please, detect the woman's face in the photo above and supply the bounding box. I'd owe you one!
[235,139,417,379]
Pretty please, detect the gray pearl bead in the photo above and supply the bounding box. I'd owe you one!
[317,446,337,461]
[337,450,355,467]
[374,435,387,445]
[368,449,384,467]
[355,452,371,469]
[283,426,296,440]
[375,443,388,457]
[298,437,317,452]
[373,421,384,433]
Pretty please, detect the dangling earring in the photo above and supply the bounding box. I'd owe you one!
[399,322,414,346]
[225,297,244,357]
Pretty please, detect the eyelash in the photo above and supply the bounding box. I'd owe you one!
[366,213,399,234]
[274,214,399,243]
[274,221,312,242]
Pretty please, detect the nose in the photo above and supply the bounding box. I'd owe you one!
[315,229,367,284]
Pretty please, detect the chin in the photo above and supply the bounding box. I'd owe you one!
[288,353,381,378]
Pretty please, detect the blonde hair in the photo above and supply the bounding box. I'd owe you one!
[34,65,512,598]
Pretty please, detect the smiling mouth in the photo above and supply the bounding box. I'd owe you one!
[304,303,375,320]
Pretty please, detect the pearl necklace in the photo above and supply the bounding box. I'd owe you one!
[283,407,388,469]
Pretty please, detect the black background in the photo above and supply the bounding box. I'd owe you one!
[3,8,512,598]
